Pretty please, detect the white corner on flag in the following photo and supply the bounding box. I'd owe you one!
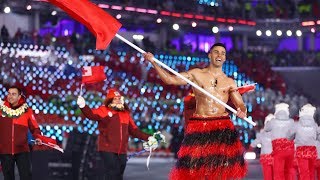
[82,66,93,76]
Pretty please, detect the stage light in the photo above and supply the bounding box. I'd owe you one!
[311,28,315,33]
[116,14,121,19]
[4,7,11,14]
[51,10,57,16]
[27,5,32,10]
[64,29,68,36]
[296,30,302,36]
[276,30,282,36]
[98,4,109,9]
[156,18,162,23]
[192,22,197,27]
[244,152,256,160]
[212,26,219,33]
[133,34,144,40]
[301,21,315,26]
[257,143,262,148]
[286,30,292,36]
[265,30,272,36]
[228,26,233,31]
[256,30,262,36]
[173,24,180,30]
[111,5,122,10]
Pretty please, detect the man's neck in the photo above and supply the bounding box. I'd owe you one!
[208,66,223,75]
[10,103,19,109]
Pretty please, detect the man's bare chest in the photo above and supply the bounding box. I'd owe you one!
[194,75,230,93]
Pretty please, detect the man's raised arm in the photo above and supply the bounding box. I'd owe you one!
[143,52,192,85]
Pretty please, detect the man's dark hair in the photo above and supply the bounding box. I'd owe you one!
[104,98,129,111]
[209,43,226,53]
[8,85,23,95]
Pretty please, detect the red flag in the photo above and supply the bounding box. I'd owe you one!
[237,83,256,95]
[48,0,122,50]
[34,136,64,153]
[37,135,57,144]
[81,66,106,84]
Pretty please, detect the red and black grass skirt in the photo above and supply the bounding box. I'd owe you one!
[169,115,247,180]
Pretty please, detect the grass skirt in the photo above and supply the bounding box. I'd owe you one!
[169,115,247,180]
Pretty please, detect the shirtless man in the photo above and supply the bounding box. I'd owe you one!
[143,43,247,179]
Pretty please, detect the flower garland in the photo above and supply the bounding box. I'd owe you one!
[108,103,125,111]
[0,103,28,118]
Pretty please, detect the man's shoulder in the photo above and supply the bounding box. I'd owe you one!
[189,67,203,72]
[188,67,208,74]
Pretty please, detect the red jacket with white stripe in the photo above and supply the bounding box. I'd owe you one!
[80,105,150,154]
[0,98,42,155]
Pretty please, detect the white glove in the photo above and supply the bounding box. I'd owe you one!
[77,96,86,108]
[143,136,159,151]
[0,98,3,106]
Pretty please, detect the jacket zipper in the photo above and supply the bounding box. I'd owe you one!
[12,119,14,155]
[118,122,122,155]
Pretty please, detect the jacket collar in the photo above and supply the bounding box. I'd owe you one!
[4,96,26,110]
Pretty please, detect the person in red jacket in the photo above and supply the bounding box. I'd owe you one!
[77,88,151,180]
[0,86,42,180]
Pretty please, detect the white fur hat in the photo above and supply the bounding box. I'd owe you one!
[275,103,289,115]
[264,114,275,125]
[299,104,316,117]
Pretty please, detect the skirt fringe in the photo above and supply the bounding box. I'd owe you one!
[169,116,247,180]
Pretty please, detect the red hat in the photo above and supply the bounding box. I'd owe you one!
[106,88,121,99]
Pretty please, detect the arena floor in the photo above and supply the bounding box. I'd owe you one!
[0,158,262,180]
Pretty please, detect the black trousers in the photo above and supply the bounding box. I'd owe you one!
[99,152,127,180]
[0,152,32,180]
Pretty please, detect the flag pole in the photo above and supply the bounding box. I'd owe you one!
[31,140,64,153]
[115,33,256,126]
[80,84,84,96]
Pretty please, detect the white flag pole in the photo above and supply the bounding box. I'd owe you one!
[115,33,256,126]
[80,84,84,96]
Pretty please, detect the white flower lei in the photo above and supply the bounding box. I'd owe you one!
[0,103,28,117]
[108,103,125,111]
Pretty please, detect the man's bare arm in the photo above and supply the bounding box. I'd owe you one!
[144,52,193,85]
[229,80,247,115]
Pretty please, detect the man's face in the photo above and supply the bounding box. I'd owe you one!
[7,88,21,107]
[112,96,123,105]
[208,46,226,67]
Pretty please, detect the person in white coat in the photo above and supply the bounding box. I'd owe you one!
[294,104,318,180]
[251,114,274,180]
[265,103,295,180]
